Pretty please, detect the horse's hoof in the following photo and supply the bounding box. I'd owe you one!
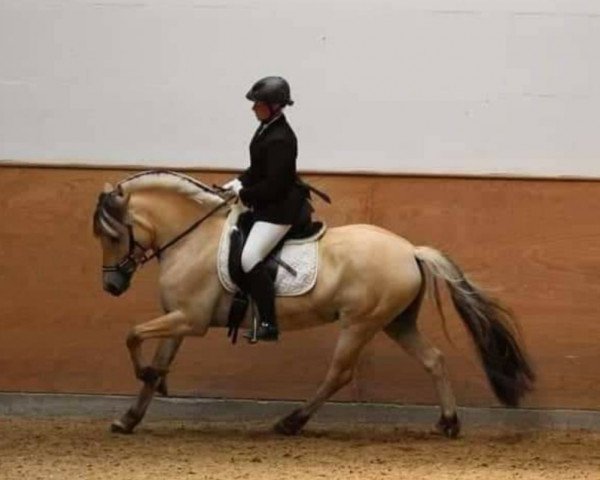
[137,366,161,385]
[110,420,134,435]
[436,413,461,439]
[274,409,310,436]
[110,408,141,434]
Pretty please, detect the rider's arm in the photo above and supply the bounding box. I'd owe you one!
[239,140,296,204]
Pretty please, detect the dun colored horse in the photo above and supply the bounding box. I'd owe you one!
[93,170,535,437]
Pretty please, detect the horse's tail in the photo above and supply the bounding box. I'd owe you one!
[414,246,535,407]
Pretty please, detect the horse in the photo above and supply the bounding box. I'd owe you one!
[92,170,535,437]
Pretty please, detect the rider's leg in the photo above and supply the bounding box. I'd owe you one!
[241,221,291,341]
[241,221,292,273]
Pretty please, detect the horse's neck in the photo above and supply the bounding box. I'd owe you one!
[130,190,226,253]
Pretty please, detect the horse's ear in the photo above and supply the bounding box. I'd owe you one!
[103,183,114,193]
[113,185,130,209]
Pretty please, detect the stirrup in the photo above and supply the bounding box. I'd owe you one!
[244,315,259,344]
[244,315,279,343]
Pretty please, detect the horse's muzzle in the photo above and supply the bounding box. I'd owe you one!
[103,271,132,296]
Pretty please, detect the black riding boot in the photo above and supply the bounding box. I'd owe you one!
[244,262,279,342]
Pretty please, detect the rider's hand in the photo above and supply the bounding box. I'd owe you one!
[222,178,243,194]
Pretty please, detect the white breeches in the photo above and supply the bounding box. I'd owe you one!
[241,221,292,273]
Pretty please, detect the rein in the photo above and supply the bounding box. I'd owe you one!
[139,197,233,266]
[103,196,234,274]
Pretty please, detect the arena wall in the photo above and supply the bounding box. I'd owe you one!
[2,0,600,177]
[2,0,599,411]
[1,165,599,410]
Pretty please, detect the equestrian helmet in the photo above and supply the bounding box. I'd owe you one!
[246,76,294,106]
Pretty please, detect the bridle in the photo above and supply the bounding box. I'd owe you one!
[102,197,234,278]
[101,224,148,278]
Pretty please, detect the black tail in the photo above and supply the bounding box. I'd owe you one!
[415,246,536,407]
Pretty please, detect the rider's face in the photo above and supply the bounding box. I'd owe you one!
[252,101,273,122]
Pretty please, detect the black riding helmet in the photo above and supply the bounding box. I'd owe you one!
[246,76,294,106]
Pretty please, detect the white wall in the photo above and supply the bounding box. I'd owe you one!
[1,0,599,177]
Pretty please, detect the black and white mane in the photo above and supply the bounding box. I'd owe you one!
[93,170,224,238]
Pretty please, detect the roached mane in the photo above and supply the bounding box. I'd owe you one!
[93,170,224,237]
[117,170,223,206]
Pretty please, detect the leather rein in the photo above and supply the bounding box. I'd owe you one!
[102,196,234,275]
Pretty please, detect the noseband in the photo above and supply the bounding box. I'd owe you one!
[101,224,148,277]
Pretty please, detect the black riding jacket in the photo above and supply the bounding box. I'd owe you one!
[238,114,309,225]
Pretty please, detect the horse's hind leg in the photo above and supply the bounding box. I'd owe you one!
[384,312,460,438]
[111,337,183,434]
[274,323,377,436]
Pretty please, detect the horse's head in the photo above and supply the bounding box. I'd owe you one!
[93,183,146,296]
[93,170,233,297]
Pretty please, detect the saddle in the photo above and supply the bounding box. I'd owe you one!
[217,204,327,343]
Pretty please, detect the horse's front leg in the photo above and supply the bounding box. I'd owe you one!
[111,337,183,434]
[125,310,192,382]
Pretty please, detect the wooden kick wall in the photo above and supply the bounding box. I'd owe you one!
[1,165,600,409]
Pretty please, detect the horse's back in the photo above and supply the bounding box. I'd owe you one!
[320,223,417,261]
[313,224,422,319]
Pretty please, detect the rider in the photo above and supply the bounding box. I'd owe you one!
[223,76,311,342]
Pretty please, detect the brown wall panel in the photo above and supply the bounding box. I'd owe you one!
[1,166,599,409]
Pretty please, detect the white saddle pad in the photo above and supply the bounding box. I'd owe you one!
[217,206,326,297]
